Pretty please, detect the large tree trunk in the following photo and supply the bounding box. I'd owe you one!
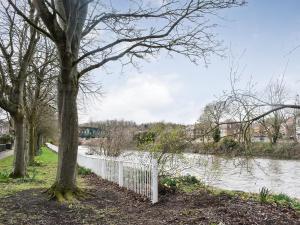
[11,115,27,177]
[51,64,79,198]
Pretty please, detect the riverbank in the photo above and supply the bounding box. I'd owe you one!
[0,147,299,224]
[189,142,300,160]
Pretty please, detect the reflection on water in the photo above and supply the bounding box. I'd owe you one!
[79,146,300,199]
[183,153,300,199]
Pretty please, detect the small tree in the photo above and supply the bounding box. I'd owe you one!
[212,127,221,143]
[137,123,188,177]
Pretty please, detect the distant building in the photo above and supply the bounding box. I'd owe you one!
[79,126,101,139]
[220,120,240,138]
[251,123,270,143]
[296,115,300,142]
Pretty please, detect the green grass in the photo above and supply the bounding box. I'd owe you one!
[0,147,84,197]
[78,166,92,175]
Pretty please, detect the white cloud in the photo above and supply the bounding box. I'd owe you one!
[79,73,201,124]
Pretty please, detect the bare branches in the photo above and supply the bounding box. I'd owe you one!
[7,0,54,40]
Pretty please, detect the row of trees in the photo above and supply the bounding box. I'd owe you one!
[2,0,248,201]
[0,2,58,176]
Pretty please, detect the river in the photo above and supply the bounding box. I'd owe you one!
[79,146,300,199]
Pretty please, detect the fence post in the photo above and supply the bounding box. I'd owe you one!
[118,160,124,187]
[101,159,106,179]
[151,159,158,204]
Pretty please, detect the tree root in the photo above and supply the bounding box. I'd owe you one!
[9,172,27,179]
[45,183,89,203]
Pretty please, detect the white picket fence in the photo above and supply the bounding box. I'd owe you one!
[46,143,158,203]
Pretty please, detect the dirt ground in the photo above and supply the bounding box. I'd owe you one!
[0,174,299,225]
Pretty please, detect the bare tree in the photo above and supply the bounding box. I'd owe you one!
[258,77,291,144]
[8,0,245,200]
[0,2,39,177]
[25,38,57,164]
[218,73,300,147]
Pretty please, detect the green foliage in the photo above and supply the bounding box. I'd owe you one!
[29,160,43,167]
[136,124,187,176]
[134,131,156,147]
[0,170,10,182]
[220,137,238,150]
[159,175,202,193]
[271,193,300,210]
[159,177,179,194]
[78,166,92,175]
[179,175,200,185]
[0,134,13,144]
[259,187,270,203]
[212,127,221,143]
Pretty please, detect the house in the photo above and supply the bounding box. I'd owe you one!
[251,122,270,143]
[219,120,240,138]
[281,117,296,140]
[296,115,300,142]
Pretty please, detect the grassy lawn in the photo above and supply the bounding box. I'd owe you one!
[0,147,84,197]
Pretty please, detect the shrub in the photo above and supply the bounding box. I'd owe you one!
[220,137,238,150]
[159,175,202,194]
[78,166,92,175]
[178,175,200,185]
[159,177,177,194]
[259,186,270,203]
[135,131,156,147]
[212,127,221,143]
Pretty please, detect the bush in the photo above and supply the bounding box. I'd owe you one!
[220,137,238,150]
[134,131,156,147]
[78,166,92,175]
[178,175,200,185]
[159,177,177,194]
[212,127,221,143]
[159,175,201,194]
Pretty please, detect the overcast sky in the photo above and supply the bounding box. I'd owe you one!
[78,0,300,125]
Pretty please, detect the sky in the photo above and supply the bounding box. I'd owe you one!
[78,0,300,125]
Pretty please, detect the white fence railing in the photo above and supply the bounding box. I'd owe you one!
[46,143,158,203]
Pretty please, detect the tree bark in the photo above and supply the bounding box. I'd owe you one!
[54,65,79,193]
[36,133,42,155]
[11,115,26,177]
[28,121,36,164]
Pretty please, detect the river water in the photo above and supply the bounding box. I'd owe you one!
[79,146,300,199]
